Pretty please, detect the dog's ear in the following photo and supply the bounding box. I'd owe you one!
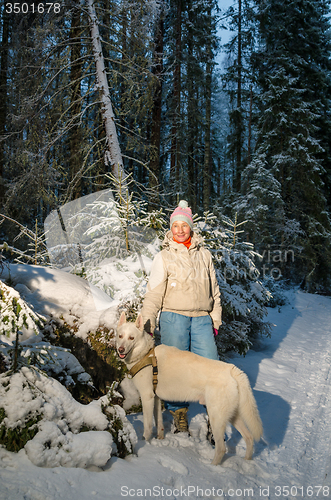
[135,313,144,331]
[118,311,126,327]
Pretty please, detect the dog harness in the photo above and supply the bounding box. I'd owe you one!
[128,347,158,392]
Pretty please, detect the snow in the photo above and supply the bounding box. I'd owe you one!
[0,366,137,469]
[0,264,119,340]
[1,275,331,499]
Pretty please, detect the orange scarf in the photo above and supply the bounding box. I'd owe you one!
[173,236,191,249]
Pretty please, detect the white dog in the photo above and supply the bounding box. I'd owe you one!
[116,312,263,466]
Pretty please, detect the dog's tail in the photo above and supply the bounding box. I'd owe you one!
[231,366,263,441]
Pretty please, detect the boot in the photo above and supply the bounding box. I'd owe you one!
[169,407,189,433]
[204,406,215,445]
[206,417,215,446]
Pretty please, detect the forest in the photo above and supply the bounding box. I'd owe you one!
[1,0,331,466]
[1,0,331,295]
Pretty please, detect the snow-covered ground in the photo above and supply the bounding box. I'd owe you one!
[1,286,331,499]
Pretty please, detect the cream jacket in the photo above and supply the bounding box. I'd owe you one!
[141,231,222,333]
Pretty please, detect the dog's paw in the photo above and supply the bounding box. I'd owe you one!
[157,429,164,439]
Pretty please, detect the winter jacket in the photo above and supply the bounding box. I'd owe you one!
[141,231,222,333]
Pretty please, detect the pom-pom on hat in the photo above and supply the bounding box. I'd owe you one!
[170,200,193,229]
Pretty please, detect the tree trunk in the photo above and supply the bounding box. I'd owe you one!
[120,4,127,147]
[247,85,253,164]
[170,0,182,202]
[0,3,10,208]
[235,0,243,191]
[69,0,83,198]
[203,67,212,211]
[149,2,164,207]
[187,6,196,211]
[87,0,124,179]
[203,4,213,211]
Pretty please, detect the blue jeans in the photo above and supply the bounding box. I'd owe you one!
[159,311,219,412]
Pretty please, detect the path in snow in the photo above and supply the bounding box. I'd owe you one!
[0,290,331,500]
[234,290,331,496]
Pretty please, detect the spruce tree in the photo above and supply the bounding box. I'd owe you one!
[234,150,284,248]
[162,0,219,209]
[253,0,331,291]
[222,0,257,191]
[196,211,271,356]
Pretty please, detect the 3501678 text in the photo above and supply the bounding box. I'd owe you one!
[5,3,61,14]
[273,486,330,497]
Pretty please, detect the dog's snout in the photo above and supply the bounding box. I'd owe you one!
[118,346,125,353]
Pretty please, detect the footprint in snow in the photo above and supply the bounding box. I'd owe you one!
[0,452,17,469]
[222,456,273,480]
[157,454,189,475]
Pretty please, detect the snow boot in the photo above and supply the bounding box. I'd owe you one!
[169,407,189,433]
[206,417,215,446]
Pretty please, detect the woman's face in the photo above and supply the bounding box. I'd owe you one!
[171,220,191,242]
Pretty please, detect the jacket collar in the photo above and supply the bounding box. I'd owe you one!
[162,230,203,251]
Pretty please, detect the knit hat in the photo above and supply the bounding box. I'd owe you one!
[170,200,193,229]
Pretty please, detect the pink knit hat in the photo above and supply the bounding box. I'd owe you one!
[170,200,193,229]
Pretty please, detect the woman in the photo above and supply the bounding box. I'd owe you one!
[141,200,222,433]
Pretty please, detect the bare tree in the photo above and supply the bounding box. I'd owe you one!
[87,0,124,179]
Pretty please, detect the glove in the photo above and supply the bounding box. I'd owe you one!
[144,319,155,336]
